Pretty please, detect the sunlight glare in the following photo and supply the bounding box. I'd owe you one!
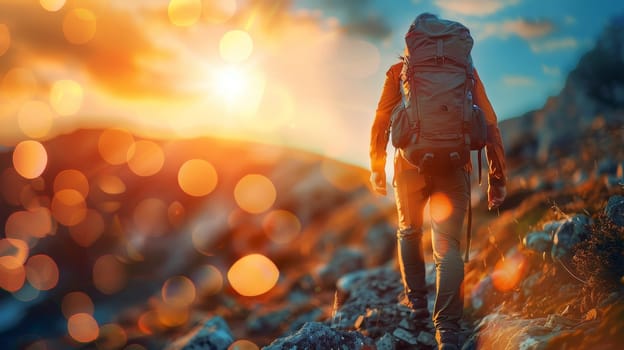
[63,8,96,45]
[12,140,47,179]
[227,254,279,297]
[430,193,454,222]
[17,100,54,139]
[40,0,66,12]
[204,0,237,23]
[219,30,253,63]
[492,250,528,292]
[50,79,83,116]
[213,65,247,104]
[0,24,9,56]
[168,0,202,27]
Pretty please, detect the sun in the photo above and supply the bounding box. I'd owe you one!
[212,65,248,105]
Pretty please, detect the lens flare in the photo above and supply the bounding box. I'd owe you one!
[13,140,48,179]
[50,79,83,116]
[68,313,99,343]
[227,254,279,297]
[25,254,59,291]
[168,0,202,27]
[492,251,528,292]
[177,159,218,197]
[219,30,253,63]
[63,8,96,45]
[234,174,276,214]
[62,291,94,319]
[430,193,454,222]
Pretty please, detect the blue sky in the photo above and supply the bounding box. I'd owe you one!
[294,0,624,120]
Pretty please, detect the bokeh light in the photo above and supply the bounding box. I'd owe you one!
[63,8,96,45]
[12,140,48,179]
[203,0,237,23]
[156,303,190,328]
[51,189,87,226]
[133,198,168,236]
[234,174,276,214]
[0,238,29,269]
[137,310,160,335]
[0,24,9,56]
[54,169,89,198]
[97,174,126,195]
[40,0,65,12]
[167,201,185,227]
[12,281,41,302]
[5,207,54,240]
[1,167,28,206]
[262,210,301,244]
[17,100,55,139]
[492,251,528,292]
[127,140,165,177]
[162,276,196,307]
[228,340,259,350]
[168,0,202,27]
[68,209,105,247]
[62,291,94,319]
[192,264,223,297]
[96,323,127,350]
[0,263,25,292]
[219,30,253,63]
[49,79,83,116]
[227,254,279,296]
[25,254,59,291]
[430,193,454,222]
[177,159,218,197]
[67,313,99,343]
[98,128,135,165]
[93,254,126,294]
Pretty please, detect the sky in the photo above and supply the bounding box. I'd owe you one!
[0,0,622,169]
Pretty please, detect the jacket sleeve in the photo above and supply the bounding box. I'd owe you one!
[473,68,507,186]
[370,62,403,174]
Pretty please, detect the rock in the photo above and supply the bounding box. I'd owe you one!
[318,248,365,288]
[263,322,375,350]
[522,231,553,254]
[392,327,419,345]
[604,195,624,226]
[375,333,396,350]
[417,330,436,346]
[167,316,233,350]
[551,214,592,262]
[470,276,497,314]
[246,309,290,335]
[542,220,566,234]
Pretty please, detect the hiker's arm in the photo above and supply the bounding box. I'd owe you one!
[370,63,402,173]
[473,68,507,186]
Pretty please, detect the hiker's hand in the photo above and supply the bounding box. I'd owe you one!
[370,171,387,196]
[488,184,506,210]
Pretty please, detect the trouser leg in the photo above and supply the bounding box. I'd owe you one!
[393,165,428,305]
[430,169,470,336]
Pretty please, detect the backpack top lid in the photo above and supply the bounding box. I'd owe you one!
[404,15,473,67]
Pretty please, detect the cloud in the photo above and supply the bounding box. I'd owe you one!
[313,0,392,40]
[0,0,177,99]
[530,37,578,53]
[542,64,561,76]
[434,0,520,16]
[503,75,535,86]
[479,18,554,40]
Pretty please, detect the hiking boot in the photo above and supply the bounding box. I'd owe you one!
[397,293,430,319]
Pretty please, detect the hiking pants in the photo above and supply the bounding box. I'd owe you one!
[393,154,470,332]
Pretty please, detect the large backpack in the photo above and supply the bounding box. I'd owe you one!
[390,16,485,174]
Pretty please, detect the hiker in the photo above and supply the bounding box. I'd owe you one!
[368,13,507,350]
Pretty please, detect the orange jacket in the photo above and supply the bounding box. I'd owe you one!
[369,62,507,185]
